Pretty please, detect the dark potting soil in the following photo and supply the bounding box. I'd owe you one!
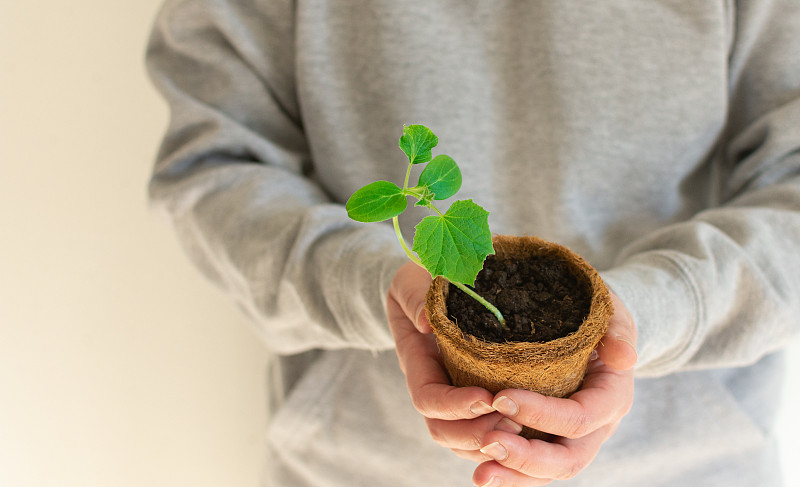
[447,254,592,343]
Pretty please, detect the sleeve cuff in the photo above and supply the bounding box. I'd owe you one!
[600,252,703,377]
[328,225,409,351]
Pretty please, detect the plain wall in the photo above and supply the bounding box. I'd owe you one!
[1,2,270,486]
[1,2,798,486]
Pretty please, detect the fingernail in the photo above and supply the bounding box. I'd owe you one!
[416,305,429,330]
[589,349,599,361]
[477,476,503,487]
[480,442,509,461]
[615,335,638,358]
[492,396,518,416]
[470,400,495,416]
[494,417,523,434]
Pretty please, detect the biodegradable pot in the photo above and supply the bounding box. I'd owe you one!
[425,235,613,439]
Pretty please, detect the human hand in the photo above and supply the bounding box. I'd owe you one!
[386,261,504,459]
[471,291,637,486]
[387,262,637,486]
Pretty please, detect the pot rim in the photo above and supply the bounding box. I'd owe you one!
[426,234,612,364]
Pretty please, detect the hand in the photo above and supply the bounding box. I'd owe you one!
[387,262,638,486]
[472,291,637,486]
[386,262,502,459]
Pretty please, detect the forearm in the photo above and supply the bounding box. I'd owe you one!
[603,173,800,377]
[150,161,408,353]
[146,0,407,354]
[602,0,800,376]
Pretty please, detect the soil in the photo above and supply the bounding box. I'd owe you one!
[447,254,592,343]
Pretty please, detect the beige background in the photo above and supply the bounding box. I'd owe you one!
[1,2,798,486]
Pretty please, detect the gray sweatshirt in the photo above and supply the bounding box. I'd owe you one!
[146,1,800,485]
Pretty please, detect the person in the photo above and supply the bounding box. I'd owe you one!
[145,1,800,485]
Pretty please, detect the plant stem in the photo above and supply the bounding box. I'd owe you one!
[393,216,423,267]
[403,160,414,190]
[395,163,507,331]
[450,282,508,330]
[393,217,508,331]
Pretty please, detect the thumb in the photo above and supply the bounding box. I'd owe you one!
[597,291,638,370]
[388,261,433,334]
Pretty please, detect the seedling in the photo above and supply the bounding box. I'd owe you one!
[346,124,507,329]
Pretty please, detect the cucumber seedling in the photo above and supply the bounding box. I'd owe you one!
[346,124,507,329]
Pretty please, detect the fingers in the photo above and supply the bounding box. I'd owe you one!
[451,448,489,463]
[431,414,528,466]
[490,365,632,440]
[387,261,433,333]
[473,424,615,485]
[492,391,596,440]
[387,291,440,377]
[425,412,506,450]
[471,332,636,484]
[388,292,495,420]
[387,262,495,421]
[475,472,552,487]
[597,291,638,370]
[410,382,496,421]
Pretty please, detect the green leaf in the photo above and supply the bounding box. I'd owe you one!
[398,124,438,165]
[412,199,494,285]
[413,186,435,208]
[417,154,462,200]
[346,181,407,222]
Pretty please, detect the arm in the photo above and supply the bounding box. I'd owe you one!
[146,0,407,354]
[602,0,800,377]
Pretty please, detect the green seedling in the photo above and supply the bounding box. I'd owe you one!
[346,124,507,329]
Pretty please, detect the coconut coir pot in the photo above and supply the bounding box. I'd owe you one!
[425,235,613,440]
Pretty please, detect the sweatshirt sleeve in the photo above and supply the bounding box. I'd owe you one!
[602,0,800,377]
[145,0,407,354]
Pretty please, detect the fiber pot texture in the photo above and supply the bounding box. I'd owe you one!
[425,235,613,439]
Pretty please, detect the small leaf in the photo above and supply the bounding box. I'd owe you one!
[346,181,407,222]
[417,155,462,200]
[399,125,438,165]
[412,199,494,285]
[413,186,435,207]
